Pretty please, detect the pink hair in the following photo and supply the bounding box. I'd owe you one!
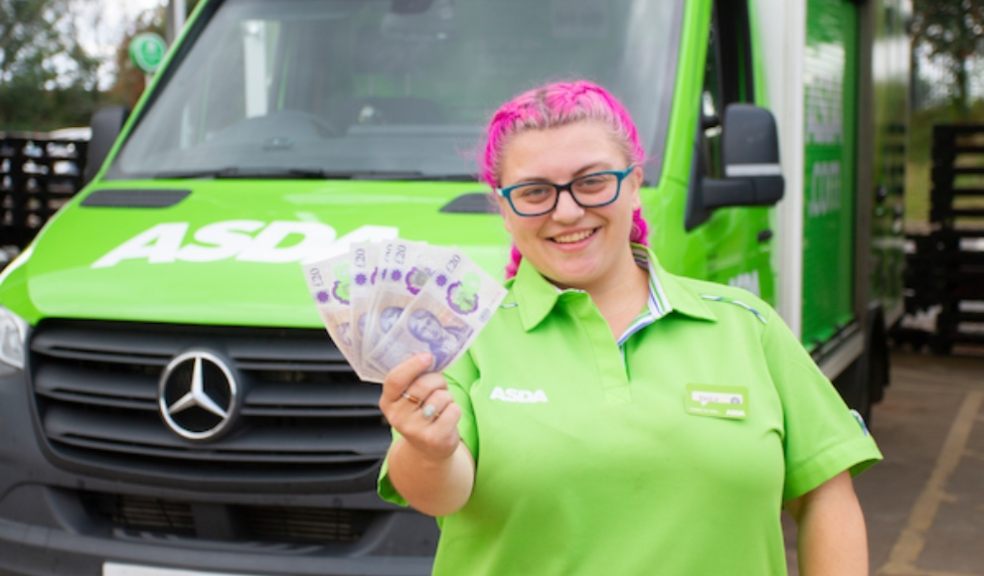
[479,80,651,279]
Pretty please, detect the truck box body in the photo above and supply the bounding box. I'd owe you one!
[0,0,907,574]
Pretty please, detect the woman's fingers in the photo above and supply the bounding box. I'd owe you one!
[419,389,454,422]
[429,399,461,437]
[378,359,461,461]
[412,395,462,461]
[406,373,449,406]
[386,373,450,431]
[382,371,448,419]
[381,353,433,404]
[379,356,451,425]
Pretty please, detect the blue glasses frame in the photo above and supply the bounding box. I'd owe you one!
[496,165,636,217]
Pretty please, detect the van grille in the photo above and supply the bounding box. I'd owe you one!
[83,492,196,536]
[30,320,389,484]
[80,492,372,544]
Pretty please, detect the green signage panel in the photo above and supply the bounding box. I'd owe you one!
[802,0,858,348]
[129,32,168,74]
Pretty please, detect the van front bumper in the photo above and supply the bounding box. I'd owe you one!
[0,510,433,576]
[0,359,437,576]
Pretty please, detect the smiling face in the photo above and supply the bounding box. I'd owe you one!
[496,121,643,291]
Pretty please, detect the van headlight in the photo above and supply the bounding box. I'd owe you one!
[0,306,28,375]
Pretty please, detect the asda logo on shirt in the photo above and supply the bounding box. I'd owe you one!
[489,387,549,404]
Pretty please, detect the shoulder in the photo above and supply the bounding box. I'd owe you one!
[669,272,777,328]
[668,276,812,369]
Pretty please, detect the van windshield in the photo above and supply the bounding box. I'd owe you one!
[107,0,683,183]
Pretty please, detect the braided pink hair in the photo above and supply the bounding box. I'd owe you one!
[480,80,650,279]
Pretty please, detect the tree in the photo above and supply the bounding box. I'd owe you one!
[104,0,204,109]
[0,0,102,130]
[104,5,165,109]
[910,0,984,115]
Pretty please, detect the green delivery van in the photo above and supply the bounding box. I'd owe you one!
[0,0,908,574]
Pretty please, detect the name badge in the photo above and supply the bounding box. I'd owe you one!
[684,384,748,420]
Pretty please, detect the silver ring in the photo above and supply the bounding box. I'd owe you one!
[421,404,437,419]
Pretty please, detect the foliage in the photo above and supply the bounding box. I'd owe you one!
[910,0,984,115]
[905,1,984,226]
[103,5,165,109]
[104,0,203,109]
[0,0,202,131]
[0,0,101,131]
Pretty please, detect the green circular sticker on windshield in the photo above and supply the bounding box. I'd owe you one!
[129,33,167,74]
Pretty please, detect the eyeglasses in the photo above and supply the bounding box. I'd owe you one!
[496,165,635,217]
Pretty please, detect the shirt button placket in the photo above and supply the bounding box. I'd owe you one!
[564,292,632,403]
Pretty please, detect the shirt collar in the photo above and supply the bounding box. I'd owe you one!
[509,244,717,332]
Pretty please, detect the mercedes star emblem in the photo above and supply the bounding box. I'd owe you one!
[158,350,240,441]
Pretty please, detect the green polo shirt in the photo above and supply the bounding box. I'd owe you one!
[379,246,881,575]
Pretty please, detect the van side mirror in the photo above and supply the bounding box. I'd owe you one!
[83,106,130,185]
[685,104,784,230]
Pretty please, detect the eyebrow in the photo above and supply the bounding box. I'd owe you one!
[511,162,614,184]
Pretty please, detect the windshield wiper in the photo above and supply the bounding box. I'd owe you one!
[153,167,353,180]
[152,167,238,179]
[152,167,477,182]
[393,173,477,182]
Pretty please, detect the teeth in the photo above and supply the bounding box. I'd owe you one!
[554,229,594,244]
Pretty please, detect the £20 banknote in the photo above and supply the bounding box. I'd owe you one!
[302,240,506,383]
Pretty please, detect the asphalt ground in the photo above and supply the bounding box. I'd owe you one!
[785,349,984,575]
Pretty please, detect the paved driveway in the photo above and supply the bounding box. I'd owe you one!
[785,350,984,575]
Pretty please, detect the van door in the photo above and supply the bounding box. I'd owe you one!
[687,0,776,304]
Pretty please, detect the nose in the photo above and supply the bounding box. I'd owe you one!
[552,190,584,223]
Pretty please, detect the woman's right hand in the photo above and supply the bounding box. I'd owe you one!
[379,353,462,463]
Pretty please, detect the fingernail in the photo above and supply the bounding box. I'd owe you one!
[419,353,433,367]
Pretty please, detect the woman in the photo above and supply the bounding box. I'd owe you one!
[377,80,881,575]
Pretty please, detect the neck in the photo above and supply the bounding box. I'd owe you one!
[584,247,650,338]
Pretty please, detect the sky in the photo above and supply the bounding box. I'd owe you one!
[77,0,168,89]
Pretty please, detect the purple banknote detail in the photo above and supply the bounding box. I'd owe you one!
[405,266,428,295]
[446,281,479,315]
[332,281,350,305]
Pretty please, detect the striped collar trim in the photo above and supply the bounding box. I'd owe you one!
[615,245,672,346]
[631,243,672,320]
[511,244,717,332]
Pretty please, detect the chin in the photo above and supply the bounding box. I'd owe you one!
[543,262,603,289]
